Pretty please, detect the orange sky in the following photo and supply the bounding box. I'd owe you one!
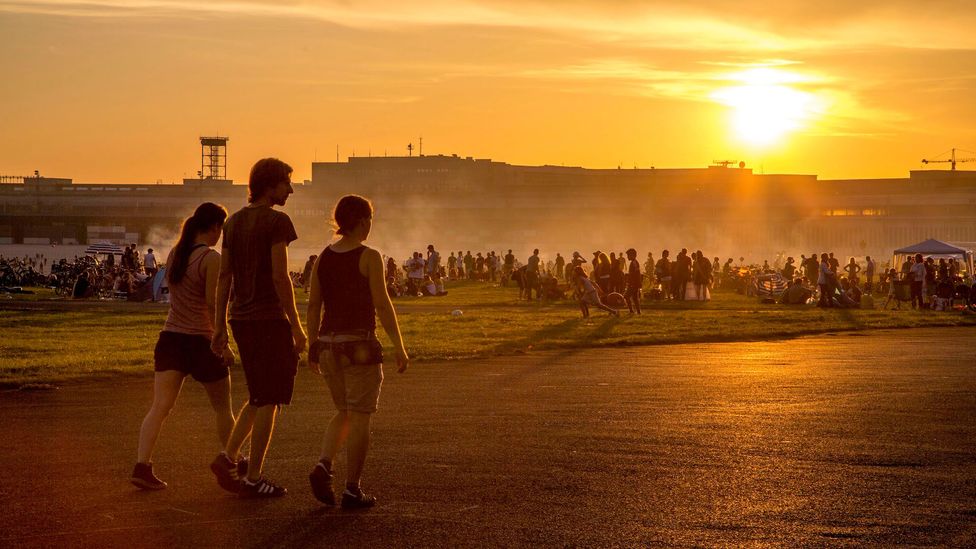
[1,0,975,183]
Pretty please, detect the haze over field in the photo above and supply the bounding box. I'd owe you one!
[2,0,975,183]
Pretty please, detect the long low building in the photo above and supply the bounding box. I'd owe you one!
[2,155,975,263]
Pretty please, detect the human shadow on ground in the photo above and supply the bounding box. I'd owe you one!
[487,315,620,387]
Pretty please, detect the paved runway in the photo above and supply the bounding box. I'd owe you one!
[1,328,974,547]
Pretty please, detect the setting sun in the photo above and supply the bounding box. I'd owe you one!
[711,68,825,147]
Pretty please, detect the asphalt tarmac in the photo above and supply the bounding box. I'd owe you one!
[1,328,974,548]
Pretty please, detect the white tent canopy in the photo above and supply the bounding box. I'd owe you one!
[893,238,969,255]
[892,238,974,280]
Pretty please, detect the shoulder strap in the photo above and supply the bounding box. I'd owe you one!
[195,248,214,278]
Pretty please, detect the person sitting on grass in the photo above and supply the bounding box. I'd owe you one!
[432,271,448,296]
[841,277,862,304]
[573,265,619,319]
[830,278,859,308]
[421,273,449,296]
[780,278,812,305]
[132,202,239,491]
[386,275,403,298]
[542,271,564,300]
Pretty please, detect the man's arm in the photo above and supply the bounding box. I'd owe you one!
[365,249,409,373]
[205,251,235,364]
[203,251,221,325]
[211,247,233,355]
[305,255,323,373]
[271,241,307,354]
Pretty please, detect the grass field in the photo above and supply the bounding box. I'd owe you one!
[2,282,974,387]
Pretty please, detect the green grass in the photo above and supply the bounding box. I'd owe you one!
[2,281,974,387]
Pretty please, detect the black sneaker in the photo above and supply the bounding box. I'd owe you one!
[341,488,376,509]
[309,463,337,505]
[131,462,167,490]
[239,477,287,499]
[237,457,249,478]
[210,454,240,494]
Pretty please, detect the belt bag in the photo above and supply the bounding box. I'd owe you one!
[311,332,382,366]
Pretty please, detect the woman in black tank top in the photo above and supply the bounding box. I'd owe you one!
[305,195,409,509]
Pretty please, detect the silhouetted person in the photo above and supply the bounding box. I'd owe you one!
[656,250,672,300]
[526,249,541,300]
[302,254,317,292]
[132,203,235,491]
[674,249,691,300]
[211,158,306,498]
[625,248,642,314]
[306,195,409,509]
[865,255,876,290]
[817,253,833,308]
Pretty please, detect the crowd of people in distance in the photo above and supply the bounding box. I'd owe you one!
[0,244,163,300]
[62,245,159,300]
[5,233,975,315]
[348,243,974,316]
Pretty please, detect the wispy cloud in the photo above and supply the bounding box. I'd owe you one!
[518,59,833,100]
[4,0,975,51]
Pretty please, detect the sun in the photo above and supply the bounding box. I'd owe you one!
[710,68,823,147]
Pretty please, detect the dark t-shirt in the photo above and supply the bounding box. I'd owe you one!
[627,259,641,287]
[223,205,298,321]
[656,258,671,278]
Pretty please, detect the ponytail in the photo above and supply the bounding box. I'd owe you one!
[167,202,227,285]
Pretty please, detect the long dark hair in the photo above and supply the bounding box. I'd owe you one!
[167,202,227,285]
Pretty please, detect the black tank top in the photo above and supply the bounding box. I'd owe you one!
[317,245,376,335]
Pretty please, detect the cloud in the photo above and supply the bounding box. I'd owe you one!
[5,0,975,52]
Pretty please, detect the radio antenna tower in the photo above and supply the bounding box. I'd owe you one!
[200,136,228,180]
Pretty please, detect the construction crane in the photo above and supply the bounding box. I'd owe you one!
[921,148,976,171]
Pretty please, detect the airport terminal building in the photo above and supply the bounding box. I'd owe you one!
[2,154,975,262]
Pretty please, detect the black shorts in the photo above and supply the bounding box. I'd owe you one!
[154,331,229,383]
[230,319,298,407]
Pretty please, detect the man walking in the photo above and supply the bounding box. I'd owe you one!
[211,157,307,498]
